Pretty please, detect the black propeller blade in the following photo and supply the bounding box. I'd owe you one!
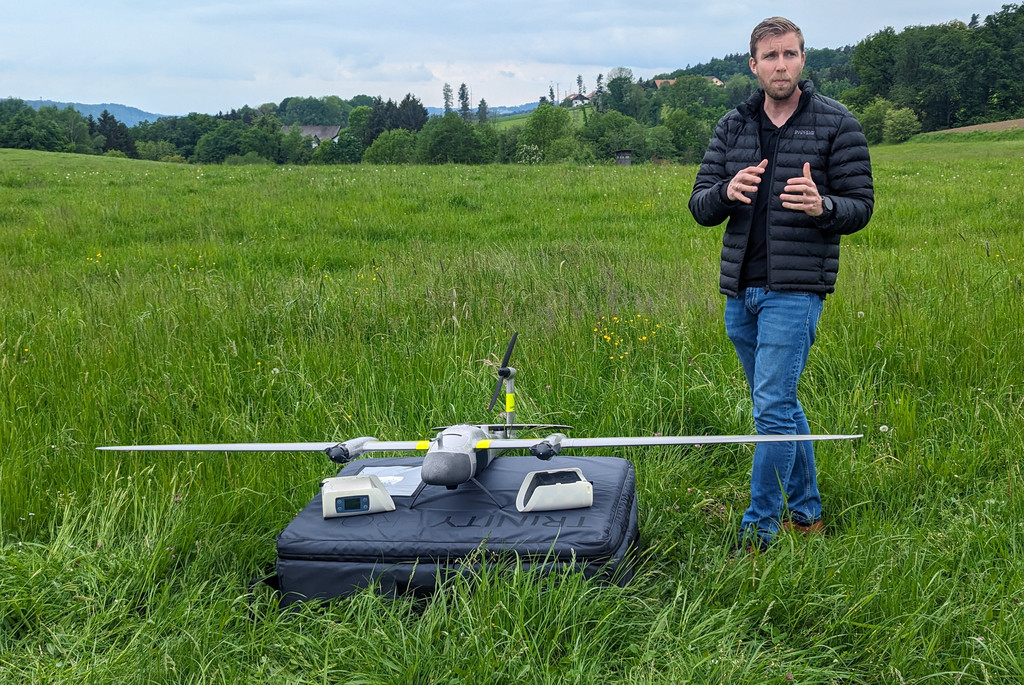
[487,332,518,412]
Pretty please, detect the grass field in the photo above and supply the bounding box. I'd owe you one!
[1,141,1023,683]
[491,105,590,131]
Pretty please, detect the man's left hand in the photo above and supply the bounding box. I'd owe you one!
[781,162,823,217]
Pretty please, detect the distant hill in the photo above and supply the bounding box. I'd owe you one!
[20,100,170,126]
[20,98,535,125]
[491,102,539,117]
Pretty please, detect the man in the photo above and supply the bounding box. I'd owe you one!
[689,16,873,551]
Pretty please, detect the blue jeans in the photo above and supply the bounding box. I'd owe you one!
[725,289,823,547]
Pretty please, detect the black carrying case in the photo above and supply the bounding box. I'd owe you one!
[275,455,639,604]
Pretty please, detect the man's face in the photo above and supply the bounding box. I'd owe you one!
[749,31,805,102]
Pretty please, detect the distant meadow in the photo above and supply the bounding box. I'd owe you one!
[1,141,1022,682]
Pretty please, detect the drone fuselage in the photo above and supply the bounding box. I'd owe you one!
[420,424,498,488]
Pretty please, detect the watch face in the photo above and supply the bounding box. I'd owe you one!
[823,196,834,213]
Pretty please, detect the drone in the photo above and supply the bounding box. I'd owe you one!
[99,333,860,511]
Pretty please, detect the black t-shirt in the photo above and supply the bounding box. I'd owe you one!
[739,109,780,289]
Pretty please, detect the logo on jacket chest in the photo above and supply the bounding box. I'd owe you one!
[793,129,815,137]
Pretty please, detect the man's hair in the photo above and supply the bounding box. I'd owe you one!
[750,17,804,60]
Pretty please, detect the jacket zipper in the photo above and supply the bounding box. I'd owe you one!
[764,124,786,294]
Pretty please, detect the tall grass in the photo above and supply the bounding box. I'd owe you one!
[1,143,1022,683]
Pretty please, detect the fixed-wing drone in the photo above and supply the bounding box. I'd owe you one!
[99,333,860,507]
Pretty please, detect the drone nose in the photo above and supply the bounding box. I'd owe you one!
[421,450,474,487]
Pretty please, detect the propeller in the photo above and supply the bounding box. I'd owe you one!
[487,332,518,412]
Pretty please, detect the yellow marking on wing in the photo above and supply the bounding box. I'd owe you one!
[415,441,430,450]
[476,440,493,449]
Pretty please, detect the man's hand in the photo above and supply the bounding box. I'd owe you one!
[726,159,768,204]
[781,162,824,216]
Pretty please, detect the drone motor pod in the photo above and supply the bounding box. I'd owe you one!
[530,433,566,460]
[325,436,378,464]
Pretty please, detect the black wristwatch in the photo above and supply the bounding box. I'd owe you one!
[820,195,835,218]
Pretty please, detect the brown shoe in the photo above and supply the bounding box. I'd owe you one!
[782,519,824,535]
[729,535,769,560]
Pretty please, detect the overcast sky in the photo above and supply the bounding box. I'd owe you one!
[1,1,1006,116]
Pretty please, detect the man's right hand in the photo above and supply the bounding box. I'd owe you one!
[726,159,768,204]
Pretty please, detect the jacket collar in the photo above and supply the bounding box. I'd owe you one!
[738,79,815,121]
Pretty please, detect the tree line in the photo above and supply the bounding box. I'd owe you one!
[3,4,1023,165]
[845,5,1024,135]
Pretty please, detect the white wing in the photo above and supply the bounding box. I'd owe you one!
[96,440,426,453]
[97,433,861,455]
[485,433,863,450]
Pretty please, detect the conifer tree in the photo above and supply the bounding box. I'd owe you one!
[442,83,453,114]
[458,83,472,121]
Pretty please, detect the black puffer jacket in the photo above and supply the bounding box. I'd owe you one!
[689,81,873,298]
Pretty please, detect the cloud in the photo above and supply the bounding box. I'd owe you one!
[0,0,1009,114]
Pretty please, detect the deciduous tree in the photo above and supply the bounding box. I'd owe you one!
[311,130,363,164]
[280,125,313,164]
[363,128,417,163]
[418,111,489,164]
[192,119,246,163]
[883,107,922,143]
[518,103,574,162]
[346,106,372,146]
